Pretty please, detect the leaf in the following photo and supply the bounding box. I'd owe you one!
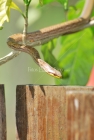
[41,0,94,84]
[39,0,53,5]
[23,0,32,5]
[23,0,29,5]
[55,0,94,85]
[56,28,94,85]
[0,0,10,28]
[58,0,68,9]
[10,2,24,16]
[39,0,68,9]
[67,0,84,20]
[0,0,24,29]
[41,40,58,67]
[56,1,94,85]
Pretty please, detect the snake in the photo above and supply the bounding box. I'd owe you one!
[7,0,94,78]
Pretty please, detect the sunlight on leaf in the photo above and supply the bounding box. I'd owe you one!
[10,2,24,17]
[0,0,11,28]
[55,0,94,85]
[0,0,23,29]
[56,1,94,85]
[56,29,94,85]
[40,0,94,85]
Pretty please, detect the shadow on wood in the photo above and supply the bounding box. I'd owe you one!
[66,87,94,140]
[0,85,6,140]
[16,86,94,140]
[16,85,66,140]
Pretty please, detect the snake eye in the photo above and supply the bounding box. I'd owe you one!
[7,37,15,43]
[7,37,15,46]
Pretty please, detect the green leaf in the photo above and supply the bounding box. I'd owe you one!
[0,0,23,28]
[67,0,84,20]
[39,0,68,9]
[58,0,68,9]
[41,40,58,67]
[39,0,53,5]
[55,0,94,85]
[41,0,94,84]
[0,0,10,28]
[56,29,94,85]
[23,0,32,5]
[23,0,29,5]
[10,2,24,17]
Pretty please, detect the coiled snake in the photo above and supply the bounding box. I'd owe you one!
[7,0,94,78]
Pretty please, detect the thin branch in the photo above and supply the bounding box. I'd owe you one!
[0,51,20,66]
[23,2,31,45]
[0,18,94,66]
[0,2,30,66]
[22,5,29,45]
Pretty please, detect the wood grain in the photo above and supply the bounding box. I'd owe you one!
[0,85,6,140]
[16,85,66,140]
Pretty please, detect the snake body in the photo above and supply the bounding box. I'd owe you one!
[7,0,94,78]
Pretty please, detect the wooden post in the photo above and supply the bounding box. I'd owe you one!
[66,87,94,140]
[16,85,66,140]
[0,85,6,140]
[16,86,94,140]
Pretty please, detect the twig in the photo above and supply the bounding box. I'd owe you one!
[22,4,29,45]
[0,2,31,66]
[22,0,32,45]
[0,51,20,66]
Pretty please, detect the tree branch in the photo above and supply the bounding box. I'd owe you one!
[0,51,20,66]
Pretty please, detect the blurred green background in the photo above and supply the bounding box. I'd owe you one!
[0,0,72,139]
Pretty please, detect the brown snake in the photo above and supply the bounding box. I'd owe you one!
[7,0,94,78]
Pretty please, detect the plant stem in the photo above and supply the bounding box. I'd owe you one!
[0,51,20,66]
[0,2,31,66]
[22,4,29,45]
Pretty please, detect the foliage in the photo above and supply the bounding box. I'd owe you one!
[39,0,68,9]
[0,0,67,29]
[0,0,94,85]
[0,0,23,29]
[41,0,94,85]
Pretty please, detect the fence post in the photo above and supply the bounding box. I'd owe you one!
[16,86,94,140]
[66,87,94,140]
[16,85,66,140]
[0,85,6,140]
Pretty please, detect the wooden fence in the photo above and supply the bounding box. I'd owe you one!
[0,85,6,140]
[0,85,94,140]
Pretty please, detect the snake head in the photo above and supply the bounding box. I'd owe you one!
[7,37,16,48]
[38,59,62,78]
[7,34,23,50]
